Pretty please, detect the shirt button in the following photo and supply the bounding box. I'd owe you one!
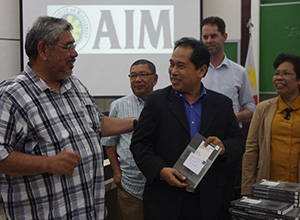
[192,121,195,124]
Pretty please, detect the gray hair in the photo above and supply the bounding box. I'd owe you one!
[25,16,73,60]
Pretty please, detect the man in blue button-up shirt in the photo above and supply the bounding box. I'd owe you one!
[130,37,244,220]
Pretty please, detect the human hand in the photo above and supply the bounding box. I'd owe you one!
[159,167,189,188]
[235,112,240,122]
[205,136,225,155]
[113,171,122,186]
[46,151,83,175]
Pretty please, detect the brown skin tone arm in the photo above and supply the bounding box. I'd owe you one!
[235,108,253,122]
[0,151,83,176]
[159,167,189,188]
[0,116,134,177]
[105,146,122,185]
[101,116,134,137]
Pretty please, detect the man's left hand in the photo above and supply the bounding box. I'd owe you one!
[204,136,225,155]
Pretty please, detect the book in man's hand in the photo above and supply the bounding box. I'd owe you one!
[173,132,221,189]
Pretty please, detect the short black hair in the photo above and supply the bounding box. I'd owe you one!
[130,59,156,74]
[174,37,210,71]
[273,53,300,80]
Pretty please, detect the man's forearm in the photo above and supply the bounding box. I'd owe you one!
[236,108,253,122]
[101,116,134,137]
[105,146,121,173]
[0,151,49,176]
[0,150,82,176]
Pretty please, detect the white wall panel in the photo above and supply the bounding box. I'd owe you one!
[0,0,20,83]
[0,0,260,97]
[202,0,241,40]
[0,0,20,39]
[0,41,20,82]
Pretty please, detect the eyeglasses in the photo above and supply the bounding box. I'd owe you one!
[55,43,76,52]
[128,72,155,79]
[273,72,296,79]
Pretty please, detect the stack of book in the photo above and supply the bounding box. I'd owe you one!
[283,208,300,220]
[230,196,294,219]
[230,180,300,220]
[252,179,300,207]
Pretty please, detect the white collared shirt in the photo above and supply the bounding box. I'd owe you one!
[202,55,255,115]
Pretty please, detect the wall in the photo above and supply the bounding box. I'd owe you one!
[203,0,260,101]
[203,0,241,40]
[0,1,261,219]
[0,0,260,109]
[0,0,20,83]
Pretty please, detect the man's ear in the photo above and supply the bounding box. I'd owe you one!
[223,33,228,43]
[37,41,49,61]
[153,74,158,87]
[199,64,208,79]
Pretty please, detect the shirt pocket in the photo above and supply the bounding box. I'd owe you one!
[79,98,101,136]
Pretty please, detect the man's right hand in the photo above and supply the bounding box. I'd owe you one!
[159,167,189,188]
[113,171,122,186]
[47,151,83,175]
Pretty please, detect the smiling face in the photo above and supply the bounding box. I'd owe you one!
[47,30,78,81]
[201,24,227,56]
[130,64,158,101]
[168,46,206,98]
[273,61,300,100]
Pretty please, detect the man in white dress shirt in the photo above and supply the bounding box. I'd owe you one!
[201,16,256,220]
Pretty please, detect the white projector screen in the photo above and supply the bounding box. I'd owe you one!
[21,0,201,96]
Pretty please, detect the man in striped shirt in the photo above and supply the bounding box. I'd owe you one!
[103,59,158,220]
[0,16,134,220]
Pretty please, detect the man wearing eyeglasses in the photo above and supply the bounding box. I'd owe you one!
[0,16,135,220]
[102,59,158,220]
